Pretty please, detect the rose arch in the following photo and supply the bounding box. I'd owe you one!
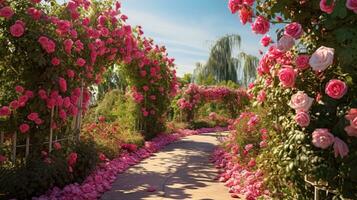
[0,0,177,168]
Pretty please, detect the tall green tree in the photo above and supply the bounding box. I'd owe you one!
[193,34,258,87]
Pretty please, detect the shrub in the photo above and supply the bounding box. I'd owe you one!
[0,139,98,200]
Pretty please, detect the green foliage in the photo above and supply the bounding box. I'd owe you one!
[179,73,193,87]
[192,35,258,86]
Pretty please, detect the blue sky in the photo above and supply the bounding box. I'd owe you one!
[120,0,279,77]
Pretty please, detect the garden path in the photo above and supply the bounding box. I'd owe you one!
[101,132,232,200]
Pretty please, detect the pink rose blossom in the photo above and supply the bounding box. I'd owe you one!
[38,36,56,53]
[289,91,314,112]
[239,7,253,25]
[19,123,30,133]
[15,85,25,93]
[325,79,347,99]
[27,7,42,20]
[67,152,78,166]
[259,140,268,148]
[76,58,86,67]
[295,55,310,70]
[333,137,349,158]
[320,0,335,14]
[27,112,39,121]
[278,66,296,87]
[345,108,357,137]
[295,111,310,127]
[58,77,67,93]
[284,22,303,39]
[53,142,62,150]
[312,129,334,149]
[0,106,11,116]
[251,16,270,35]
[0,7,14,19]
[10,21,25,37]
[63,39,73,54]
[228,0,242,14]
[67,69,75,78]
[257,90,266,103]
[309,46,334,72]
[51,57,60,66]
[346,0,357,13]
[277,35,295,52]
[260,35,272,47]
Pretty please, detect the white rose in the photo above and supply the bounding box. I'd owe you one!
[309,46,334,72]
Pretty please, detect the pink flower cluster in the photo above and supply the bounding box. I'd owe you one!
[34,127,227,200]
[178,84,248,111]
[0,0,178,137]
[320,0,357,14]
[211,148,269,199]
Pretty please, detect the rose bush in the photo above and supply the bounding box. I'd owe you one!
[228,0,357,198]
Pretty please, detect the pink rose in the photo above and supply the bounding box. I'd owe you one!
[295,55,310,70]
[345,108,357,137]
[295,112,310,127]
[325,79,347,99]
[67,69,75,78]
[228,0,242,14]
[320,0,335,14]
[312,129,334,149]
[245,144,254,152]
[15,85,25,93]
[260,35,272,47]
[98,115,106,122]
[333,137,349,158]
[278,66,297,88]
[259,140,268,148]
[239,7,253,25]
[38,36,56,53]
[27,7,42,20]
[53,142,62,150]
[63,39,73,54]
[51,57,60,66]
[58,77,67,93]
[0,106,11,116]
[251,16,270,35]
[277,35,295,52]
[19,123,30,133]
[309,46,334,71]
[10,21,25,37]
[346,0,357,13]
[76,58,86,67]
[289,91,314,112]
[67,152,78,166]
[257,90,266,103]
[0,6,14,19]
[284,22,303,39]
[27,112,39,121]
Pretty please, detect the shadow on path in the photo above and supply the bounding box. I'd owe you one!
[101,133,231,200]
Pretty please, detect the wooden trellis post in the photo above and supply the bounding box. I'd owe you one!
[0,132,3,148]
[12,132,17,163]
[49,107,55,152]
[25,134,30,157]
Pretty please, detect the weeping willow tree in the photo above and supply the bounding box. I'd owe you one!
[193,34,258,87]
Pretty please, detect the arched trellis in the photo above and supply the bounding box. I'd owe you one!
[177,83,249,121]
[0,0,177,164]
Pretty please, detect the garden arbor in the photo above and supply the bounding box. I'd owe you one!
[0,0,177,166]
